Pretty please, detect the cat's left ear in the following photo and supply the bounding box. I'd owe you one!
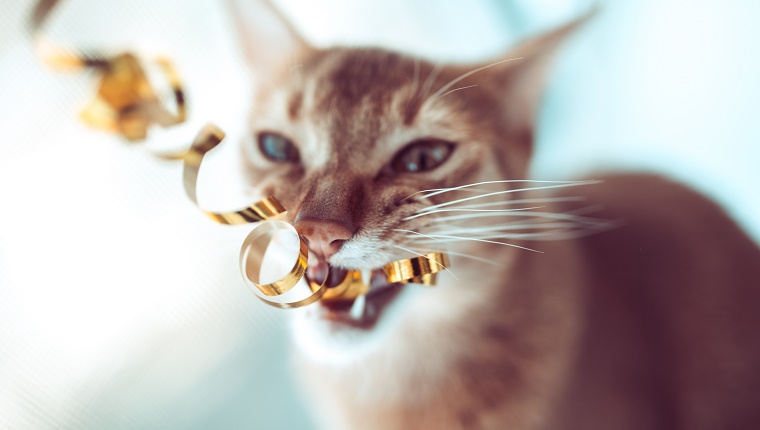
[225,0,312,85]
[484,12,594,145]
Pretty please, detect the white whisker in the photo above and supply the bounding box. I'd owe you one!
[565,203,606,216]
[405,206,546,221]
[430,196,586,210]
[418,181,600,212]
[409,228,606,243]
[400,245,502,267]
[437,84,478,100]
[426,210,604,224]
[405,179,596,201]
[417,221,588,236]
[410,57,420,96]
[419,62,443,99]
[377,249,394,267]
[396,229,542,253]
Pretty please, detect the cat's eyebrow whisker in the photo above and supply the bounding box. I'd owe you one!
[391,243,459,280]
[436,84,478,100]
[395,229,543,254]
[424,57,523,107]
[410,57,421,96]
[419,62,443,99]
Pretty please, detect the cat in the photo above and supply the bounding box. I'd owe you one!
[227,1,760,429]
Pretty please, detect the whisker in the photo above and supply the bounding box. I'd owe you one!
[404,206,545,221]
[409,228,608,243]
[424,57,523,107]
[396,229,543,253]
[565,203,606,216]
[429,196,586,210]
[406,179,596,201]
[410,57,420,96]
[419,62,443,99]
[400,245,502,267]
[418,221,589,236]
[377,249,394,267]
[394,227,450,245]
[418,181,600,212]
[427,211,604,224]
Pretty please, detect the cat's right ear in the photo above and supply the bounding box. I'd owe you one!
[225,0,311,84]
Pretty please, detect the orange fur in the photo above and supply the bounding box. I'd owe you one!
[227,2,760,428]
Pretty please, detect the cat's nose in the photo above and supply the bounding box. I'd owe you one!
[294,218,353,260]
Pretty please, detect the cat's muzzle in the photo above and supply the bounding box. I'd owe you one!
[183,125,451,310]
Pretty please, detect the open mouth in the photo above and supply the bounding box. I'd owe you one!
[305,260,404,329]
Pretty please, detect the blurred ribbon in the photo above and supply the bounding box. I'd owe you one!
[30,0,187,143]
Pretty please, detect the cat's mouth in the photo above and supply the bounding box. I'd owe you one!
[305,261,404,329]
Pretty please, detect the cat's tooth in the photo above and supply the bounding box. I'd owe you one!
[361,269,372,287]
[350,294,367,320]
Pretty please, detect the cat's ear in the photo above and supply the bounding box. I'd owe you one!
[485,13,593,145]
[226,0,311,84]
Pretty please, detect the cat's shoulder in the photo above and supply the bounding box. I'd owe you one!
[557,171,760,289]
[569,172,755,247]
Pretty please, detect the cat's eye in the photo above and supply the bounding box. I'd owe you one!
[257,132,299,163]
[391,139,454,173]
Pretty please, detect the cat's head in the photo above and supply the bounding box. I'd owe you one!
[228,0,584,364]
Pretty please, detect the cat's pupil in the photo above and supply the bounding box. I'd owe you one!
[258,132,299,163]
[392,139,454,173]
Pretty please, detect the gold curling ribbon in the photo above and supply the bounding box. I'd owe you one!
[239,221,327,308]
[319,270,370,302]
[185,124,326,308]
[31,0,187,143]
[384,252,450,286]
[182,124,287,225]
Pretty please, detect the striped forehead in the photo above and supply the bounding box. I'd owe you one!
[286,49,425,167]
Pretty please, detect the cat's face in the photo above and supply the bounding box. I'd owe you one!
[240,47,524,360]
[228,0,579,364]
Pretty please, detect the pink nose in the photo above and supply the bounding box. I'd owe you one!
[294,218,353,260]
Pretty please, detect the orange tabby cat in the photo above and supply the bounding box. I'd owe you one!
[228,1,760,429]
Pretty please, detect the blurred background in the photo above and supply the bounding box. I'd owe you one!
[1,0,758,428]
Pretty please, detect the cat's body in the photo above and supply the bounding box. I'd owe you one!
[297,174,760,430]
[227,1,760,428]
